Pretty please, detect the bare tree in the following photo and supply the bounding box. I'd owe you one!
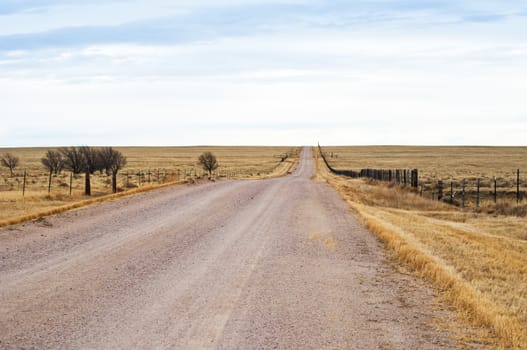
[198,152,218,177]
[79,146,100,196]
[1,153,19,176]
[41,150,64,175]
[99,147,127,193]
[60,147,84,174]
[41,150,64,193]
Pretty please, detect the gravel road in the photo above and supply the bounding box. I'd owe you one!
[0,147,455,349]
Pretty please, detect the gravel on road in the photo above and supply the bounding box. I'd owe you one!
[0,147,455,349]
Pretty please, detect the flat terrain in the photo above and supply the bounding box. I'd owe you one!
[321,146,527,206]
[321,146,527,181]
[315,149,527,347]
[0,146,298,222]
[0,148,455,349]
[0,146,298,177]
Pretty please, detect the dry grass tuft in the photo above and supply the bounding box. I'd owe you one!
[316,150,527,349]
[491,201,527,217]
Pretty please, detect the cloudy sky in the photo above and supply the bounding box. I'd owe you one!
[1,0,526,146]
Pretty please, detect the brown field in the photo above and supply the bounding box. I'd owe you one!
[315,147,527,348]
[321,146,527,209]
[0,146,299,224]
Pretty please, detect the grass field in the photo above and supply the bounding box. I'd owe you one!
[321,146,527,210]
[315,147,527,348]
[0,146,299,224]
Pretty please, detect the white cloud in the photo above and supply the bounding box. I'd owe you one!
[1,1,526,146]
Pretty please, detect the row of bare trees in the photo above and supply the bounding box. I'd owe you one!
[3,148,217,195]
[40,147,127,195]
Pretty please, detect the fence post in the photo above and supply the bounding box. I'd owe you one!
[494,176,497,203]
[462,179,466,208]
[476,178,480,208]
[411,169,418,188]
[69,172,73,196]
[450,181,454,204]
[48,171,52,193]
[437,180,444,201]
[22,170,27,197]
[517,169,520,204]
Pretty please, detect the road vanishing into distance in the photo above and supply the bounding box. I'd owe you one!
[0,147,454,349]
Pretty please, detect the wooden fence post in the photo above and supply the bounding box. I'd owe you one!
[494,176,497,203]
[22,170,27,197]
[517,169,520,204]
[450,181,454,204]
[437,180,444,201]
[476,178,480,208]
[47,171,52,193]
[69,172,73,196]
[462,179,466,208]
[411,169,418,188]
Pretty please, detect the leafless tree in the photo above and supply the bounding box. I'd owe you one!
[60,147,84,174]
[1,153,19,176]
[41,150,64,193]
[99,147,127,193]
[79,146,100,196]
[41,150,64,175]
[198,152,218,177]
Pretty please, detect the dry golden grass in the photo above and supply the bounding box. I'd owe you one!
[316,147,527,348]
[0,146,299,225]
[0,180,182,228]
[322,146,527,208]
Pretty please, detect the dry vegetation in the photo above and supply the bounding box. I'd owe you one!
[322,146,527,209]
[315,147,527,348]
[0,146,299,225]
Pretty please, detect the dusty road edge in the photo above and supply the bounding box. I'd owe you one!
[312,147,520,349]
[0,180,186,229]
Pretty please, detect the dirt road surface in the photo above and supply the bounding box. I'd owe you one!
[0,147,455,349]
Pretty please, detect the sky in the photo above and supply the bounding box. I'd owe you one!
[1,0,526,147]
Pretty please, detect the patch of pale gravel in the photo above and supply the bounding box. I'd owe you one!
[0,147,462,349]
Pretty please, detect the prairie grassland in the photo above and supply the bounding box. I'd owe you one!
[0,146,299,225]
[322,146,527,208]
[315,150,527,348]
